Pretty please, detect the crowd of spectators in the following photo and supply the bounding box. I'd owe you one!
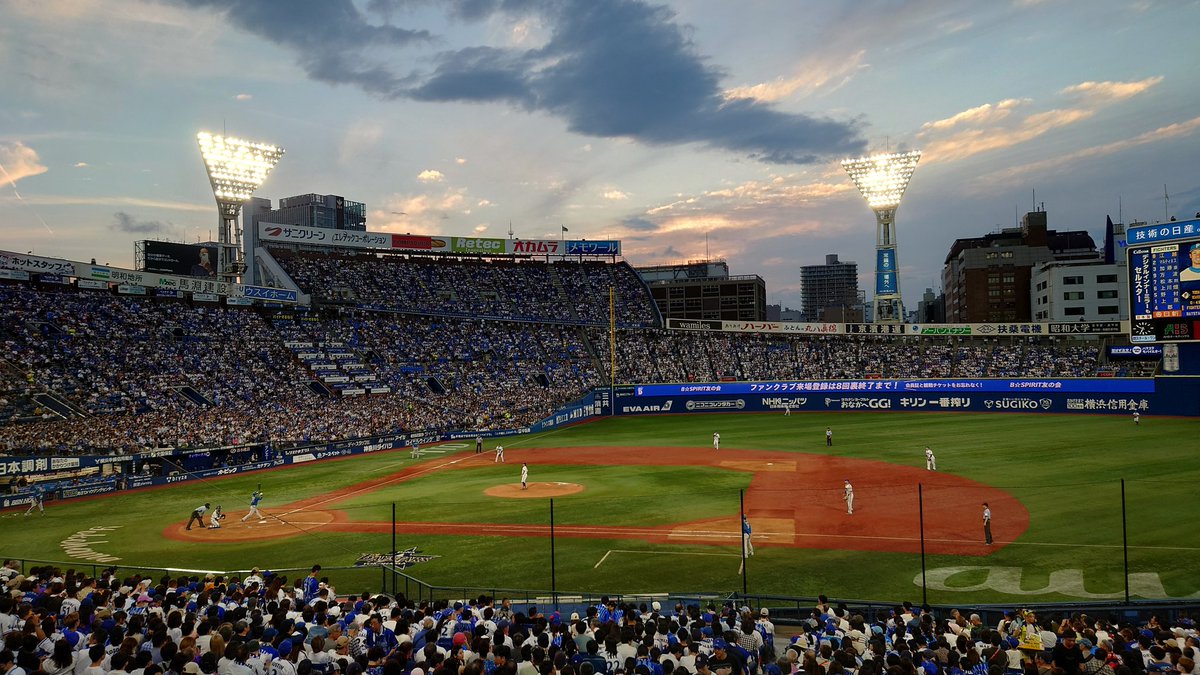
[272,251,658,328]
[0,562,1197,675]
[588,330,1110,384]
[0,285,601,454]
[0,275,1154,456]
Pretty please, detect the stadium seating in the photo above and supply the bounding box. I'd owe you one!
[0,254,1148,456]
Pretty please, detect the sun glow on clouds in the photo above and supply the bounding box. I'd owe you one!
[1060,76,1163,102]
[976,115,1200,187]
[722,50,867,103]
[0,141,49,184]
[917,77,1165,165]
[920,99,1029,132]
[417,169,445,183]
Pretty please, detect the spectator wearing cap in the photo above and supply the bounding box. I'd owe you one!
[694,653,713,675]
[707,639,744,675]
[572,619,593,653]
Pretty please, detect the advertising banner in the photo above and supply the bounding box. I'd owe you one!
[634,378,1156,397]
[846,323,909,335]
[510,239,565,255]
[60,481,119,499]
[449,236,506,254]
[1108,345,1163,359]
[0,269,30,281]
[1048,321,1124,335]
[665,318,723,331]
[529,391,603,432]
[38,274,69,284]
[77,279,109,290]
[257,224,621,257]
[142,241,218,277]
[615,392,1157,416]
[1126,218,1200,246]
[0,250,75,276]
[876,247,898,296]
[566,240,621,255]
[237,285,299,302]
[117,284,147,295]
[721,320,841,335]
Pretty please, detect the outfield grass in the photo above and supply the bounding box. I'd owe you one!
[7,411,1198,604]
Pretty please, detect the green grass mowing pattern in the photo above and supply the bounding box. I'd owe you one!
[6,411,1199,603]
[336,464,748,526]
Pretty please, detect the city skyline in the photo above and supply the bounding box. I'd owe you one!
[2,1,1199,310]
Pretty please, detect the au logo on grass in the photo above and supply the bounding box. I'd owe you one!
[354,547,439,569]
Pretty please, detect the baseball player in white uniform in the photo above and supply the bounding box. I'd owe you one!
[208,506,225,529]
[925,446,936,471]
[520,463,528,490]
[713,432,720,450]
[494,444,505,463]
[843,480,854,515]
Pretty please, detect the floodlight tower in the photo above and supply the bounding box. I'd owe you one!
[842,150,921,323]
[197,132,284,283]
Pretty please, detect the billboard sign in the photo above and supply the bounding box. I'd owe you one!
[449,236,506,254]
[1128,233,1200,342]
[1126,218,1200,247]
[635,378,1155,397]
[142,241,218,277]
[1107,345,1163,359]
[876,247,898,296]
[566,240,621,255]
[0,251,75,276]
[257,223,620,257]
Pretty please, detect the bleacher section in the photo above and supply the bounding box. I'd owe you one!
[0,248,1156,454]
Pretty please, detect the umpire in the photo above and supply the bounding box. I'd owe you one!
[186,503,210,530]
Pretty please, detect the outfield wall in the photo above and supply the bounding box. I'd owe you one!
[612,377,1200,417]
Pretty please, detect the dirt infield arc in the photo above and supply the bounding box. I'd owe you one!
[165,446,1028,556]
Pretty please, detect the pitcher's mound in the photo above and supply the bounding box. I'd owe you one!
[485,482,584,498]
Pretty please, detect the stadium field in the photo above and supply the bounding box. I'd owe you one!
[7,411,1198,605]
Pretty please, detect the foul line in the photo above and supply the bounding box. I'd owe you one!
[595,548,742,569]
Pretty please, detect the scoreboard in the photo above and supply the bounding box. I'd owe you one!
[1128,219,1200,343]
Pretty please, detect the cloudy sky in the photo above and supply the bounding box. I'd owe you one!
[2,0,1199,310]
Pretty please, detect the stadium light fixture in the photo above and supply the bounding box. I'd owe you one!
[842,151,921,210]
[842,150,921,324]
[196,132,284,282]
